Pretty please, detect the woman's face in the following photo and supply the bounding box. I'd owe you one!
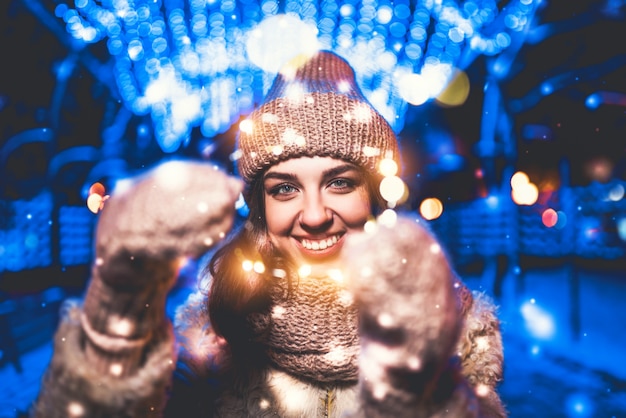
[263,156,373,272]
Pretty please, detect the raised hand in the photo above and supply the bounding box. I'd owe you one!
[96,160,243,264]
[83,160,242,375]
[32,161,243,417]
[342,215,479,417]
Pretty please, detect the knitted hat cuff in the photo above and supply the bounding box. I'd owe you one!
[237,91,399,183]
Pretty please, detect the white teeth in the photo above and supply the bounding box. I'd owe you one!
[301,235,339,251]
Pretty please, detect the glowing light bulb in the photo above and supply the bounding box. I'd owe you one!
[475,384,490,397]
[108,316,134,337]
[364,219,378,233]
[419,198,443,220]
[253,261,266,273]
[429,242,441,254]
[259,398,271,410]
[87,192,109,214]
[510,171,530,188]
[398,72,429,105]
[109,363,123,376]
[328,269,344,283]
[512,182,538,206]
[378,158,398,177]
[197,202,209,213]
[378,209,397,227]
[542,208,558,228]
[379,176,406,204]
[435,70,470,107]
[407,356,421,370]
[242,260,253,271]
[67,401,85,417]
[298,264,312,278]
[378,312,394,327]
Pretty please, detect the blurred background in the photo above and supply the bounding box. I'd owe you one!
[1,0,625,416]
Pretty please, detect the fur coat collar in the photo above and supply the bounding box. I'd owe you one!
[173,280,506,417]
[173,290,360,417]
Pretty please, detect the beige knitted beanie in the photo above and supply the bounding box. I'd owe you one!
[236,50,400,184]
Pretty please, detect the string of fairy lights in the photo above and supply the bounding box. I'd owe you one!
[54,0,538,154]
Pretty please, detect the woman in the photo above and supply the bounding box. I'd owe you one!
[32,51,506,417]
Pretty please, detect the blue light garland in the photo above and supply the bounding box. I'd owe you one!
[55,0,538,153]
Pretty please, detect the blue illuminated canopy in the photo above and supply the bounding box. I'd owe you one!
[55,0,538,153]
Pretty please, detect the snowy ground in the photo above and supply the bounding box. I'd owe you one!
[1,263,625,418]
[468,262,626,418]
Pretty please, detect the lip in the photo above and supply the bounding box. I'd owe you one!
[293,233,345,261]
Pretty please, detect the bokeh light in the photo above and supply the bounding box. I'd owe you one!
[585,157,613,183]
[419,197,443,221]
[377,209,398,228]
[564,392,595,418]
[378,158,398,177]
[520,299,555,340]
[435,70,470,107]
[511,171,529,189]
[246,14,320,73]
[86,182,109,214]
[379,175,407,205]
[397,72,430,106]
[541,208,557,228]
[608,183,624,202]
[617,218,626,241]
[511,171,539,206]
[554,210,567,230]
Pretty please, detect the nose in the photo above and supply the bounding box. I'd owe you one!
[300,193,332,231]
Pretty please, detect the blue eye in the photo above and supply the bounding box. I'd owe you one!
[270,183,297,195]
[279,184,295,193]
[329,178,353,189]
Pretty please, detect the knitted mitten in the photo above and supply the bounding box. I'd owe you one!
[32,161,241,417]
[83,160,242,375]
[343,215,480,418]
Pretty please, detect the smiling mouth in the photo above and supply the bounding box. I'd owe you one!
[300,235,340,251]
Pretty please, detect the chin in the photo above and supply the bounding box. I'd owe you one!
[296,255,346,278]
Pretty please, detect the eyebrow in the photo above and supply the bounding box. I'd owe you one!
[263,163,360,182]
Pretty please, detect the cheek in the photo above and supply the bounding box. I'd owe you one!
[264,200,292,236]
[337,190,372,226]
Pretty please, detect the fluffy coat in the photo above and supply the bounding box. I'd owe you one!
[171,281,505,417]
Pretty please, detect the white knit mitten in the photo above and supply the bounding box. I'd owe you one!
[33,161,242,418]
[343,215,479,417]
[83,160,242,375]
[96,160,242,263]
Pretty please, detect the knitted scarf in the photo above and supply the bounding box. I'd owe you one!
[247,273,360,384]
